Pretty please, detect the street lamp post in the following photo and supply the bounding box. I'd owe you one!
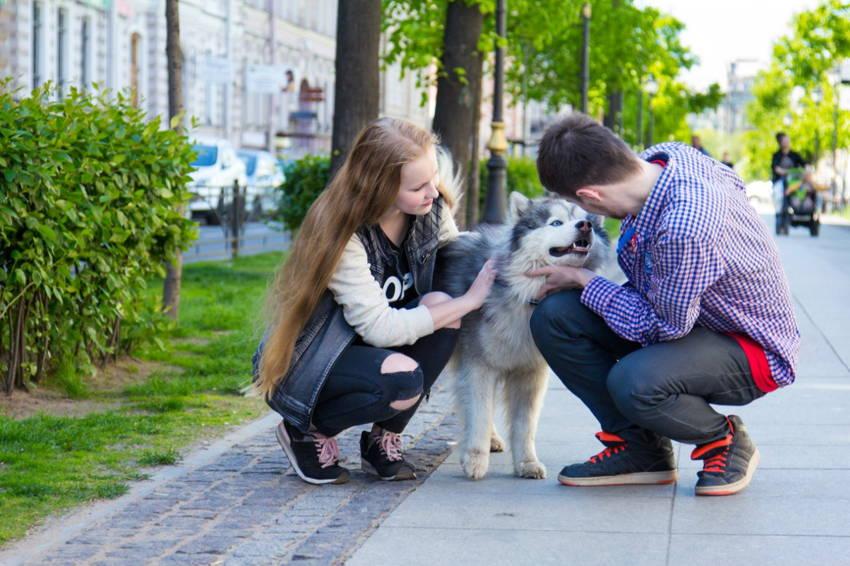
[483,0,507,224]
[645,77,658,147]
[580,3,591,114]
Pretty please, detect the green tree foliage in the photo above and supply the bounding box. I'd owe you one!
[743,0,850,181]
[382,0,723,146]
[0,84,196,392]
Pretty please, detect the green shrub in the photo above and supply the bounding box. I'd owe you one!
[277,155,331,231]
[0,83,196,392]
[478,156,545,216]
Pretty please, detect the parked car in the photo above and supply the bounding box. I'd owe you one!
[187,140,247,225]
[237,149,285,220]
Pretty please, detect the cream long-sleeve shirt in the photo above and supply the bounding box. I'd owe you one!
[327,203,459,348]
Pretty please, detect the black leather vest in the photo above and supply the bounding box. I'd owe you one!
[253,198,444,432]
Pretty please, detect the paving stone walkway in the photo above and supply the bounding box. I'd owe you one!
[3,383,458,566]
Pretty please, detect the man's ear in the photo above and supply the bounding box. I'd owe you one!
[508,191,531,221]
[575,187,602,204]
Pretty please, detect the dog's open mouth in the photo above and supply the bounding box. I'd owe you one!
[549,239,591,257]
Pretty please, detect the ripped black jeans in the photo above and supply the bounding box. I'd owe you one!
[310,325,458,437]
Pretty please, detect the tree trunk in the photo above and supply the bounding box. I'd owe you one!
[604,90,622,133]
[603,0,622,134]
[330,0,381,175]
[432,0,484,230]
[466,56,483,227]
[162,0,184,319]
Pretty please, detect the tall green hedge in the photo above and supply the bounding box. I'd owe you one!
[0,85,196,392]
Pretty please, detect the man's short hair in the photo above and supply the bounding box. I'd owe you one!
[536,113,640,199]
[775,132,787,145]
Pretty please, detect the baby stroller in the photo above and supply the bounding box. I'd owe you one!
[775,168,820,237]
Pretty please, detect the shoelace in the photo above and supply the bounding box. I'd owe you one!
[702,447,730,474]
[379,431,404,462]
[313,433,341,469]
[589,444,625,464]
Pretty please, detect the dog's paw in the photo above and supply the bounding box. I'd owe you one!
[515,460,547,479]
[461,449,490,480]
[489,433,506,453]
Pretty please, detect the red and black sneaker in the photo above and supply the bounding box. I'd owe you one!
[692,415,759,496]
[558,430,677,487]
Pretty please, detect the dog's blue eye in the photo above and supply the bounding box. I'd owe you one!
[549,220,563,227]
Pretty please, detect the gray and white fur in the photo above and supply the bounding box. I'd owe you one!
[434,192,613,480]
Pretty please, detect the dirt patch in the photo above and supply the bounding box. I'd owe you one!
[0,357,181,420]
[0,389,119,420]
[87,357,181,393]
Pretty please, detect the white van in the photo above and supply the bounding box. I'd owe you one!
[237,149,285,220]
[187,140,248,225]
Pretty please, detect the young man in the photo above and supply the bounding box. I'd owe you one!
[528,114,799,496]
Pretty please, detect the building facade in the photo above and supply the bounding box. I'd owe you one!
[0,0,430,156]
[721,58,759,134]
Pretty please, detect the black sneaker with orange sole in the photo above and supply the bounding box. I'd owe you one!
[691,415,759,496]
[558,430,678,487]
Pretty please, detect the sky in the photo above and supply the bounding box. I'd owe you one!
[635,0,823,90]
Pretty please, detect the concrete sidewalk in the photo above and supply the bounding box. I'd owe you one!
[348,219,850,566]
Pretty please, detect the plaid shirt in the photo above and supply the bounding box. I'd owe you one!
[581,143,800,387]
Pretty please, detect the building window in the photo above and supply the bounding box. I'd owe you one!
[81,17,90,89]
[32,2,42,88]
[57,8,67,98]
[130,32,141,107]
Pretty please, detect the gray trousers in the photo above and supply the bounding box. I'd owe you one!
[529,290,765,446]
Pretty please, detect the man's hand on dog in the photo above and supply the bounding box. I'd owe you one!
[525,265,596,299]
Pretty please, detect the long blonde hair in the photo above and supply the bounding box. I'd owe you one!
[256,118,457,398]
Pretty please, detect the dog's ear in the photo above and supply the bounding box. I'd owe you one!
[544,189,561,200]
[508,192,531,221]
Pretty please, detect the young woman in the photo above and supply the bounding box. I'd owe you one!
[253,118,495,485]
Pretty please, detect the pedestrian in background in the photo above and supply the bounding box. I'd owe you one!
[691,134,711,157]
[771,132,806,234]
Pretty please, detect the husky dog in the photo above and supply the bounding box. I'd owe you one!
[435,192,613,480]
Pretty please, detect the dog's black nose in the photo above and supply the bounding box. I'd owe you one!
[575,220,592,233]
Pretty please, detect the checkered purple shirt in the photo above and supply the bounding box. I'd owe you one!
[581,142,800,387]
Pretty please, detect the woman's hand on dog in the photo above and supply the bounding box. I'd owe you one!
[423,260,496,331]
[464,259,498,309]
[526,265,596,299]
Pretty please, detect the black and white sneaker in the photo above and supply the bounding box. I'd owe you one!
[360,430,416,481]
[692,415,760,496]
[558,430,677,487]
[275,421,349,485]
